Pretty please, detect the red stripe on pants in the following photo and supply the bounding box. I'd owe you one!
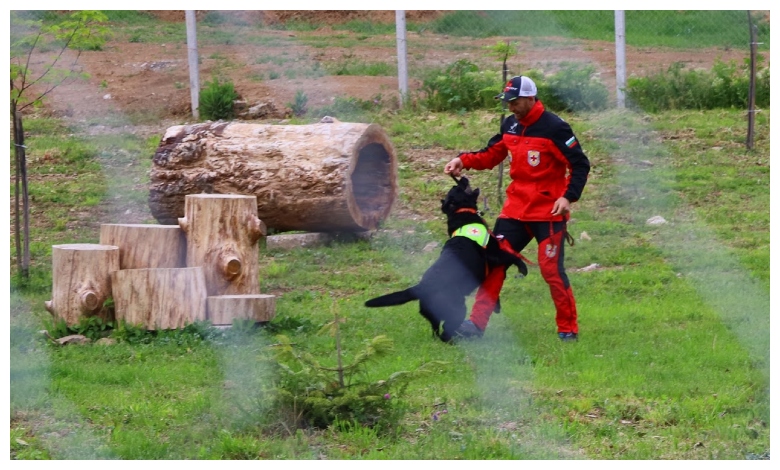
[537,229,578,334]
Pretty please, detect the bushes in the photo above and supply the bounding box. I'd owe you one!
[271,330,445,430]
[420,59,501,112]
[532,64,609,113]
[199,78,239,121]
[421,57,767,114]
[421,60,608,113]
[626,56,770,112]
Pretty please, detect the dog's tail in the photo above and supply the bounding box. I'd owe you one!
[364,288,417,307]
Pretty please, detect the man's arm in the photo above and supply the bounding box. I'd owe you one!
[551,122,590,203]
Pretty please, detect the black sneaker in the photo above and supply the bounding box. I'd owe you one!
[454,320,484,339]
[558,332,578,342]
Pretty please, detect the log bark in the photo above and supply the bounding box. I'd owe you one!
[45,244,119,326]
[111,267,207,330]
[179,194,265,296]
[207,294,276,325]
[99,224,186,269]
[149,120,397,232]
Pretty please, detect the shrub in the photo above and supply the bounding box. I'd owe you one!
[625,56,770,112]
[534,63,609,112]
[271,308,447,430]
[199,78,239,121]
[421,59,501,112]
[421,60,609,114]
[288,90,308,117]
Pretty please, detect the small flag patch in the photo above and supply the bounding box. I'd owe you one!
[565,136,577,148]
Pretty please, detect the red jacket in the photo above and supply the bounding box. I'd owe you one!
[458,100,590,222]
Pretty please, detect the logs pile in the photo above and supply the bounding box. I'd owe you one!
[45,194,276,330]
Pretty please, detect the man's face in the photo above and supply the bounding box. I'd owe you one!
[508,96,534,120]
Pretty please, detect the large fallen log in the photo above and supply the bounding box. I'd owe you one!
[148,120,397,232]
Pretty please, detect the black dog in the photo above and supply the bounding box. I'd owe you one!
[365,176,527,342]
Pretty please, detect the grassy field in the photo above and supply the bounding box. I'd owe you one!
[8,101,770,459]
[8,9,771,460]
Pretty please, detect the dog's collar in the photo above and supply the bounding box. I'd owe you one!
[455,208,479,215]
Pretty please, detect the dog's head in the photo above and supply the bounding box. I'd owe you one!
[441,175,480,215]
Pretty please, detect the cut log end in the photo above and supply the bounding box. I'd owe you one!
[223,257,242,279]
[80,291,100,312]
[347,126,397,231]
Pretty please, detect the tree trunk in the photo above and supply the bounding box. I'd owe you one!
[45,244,120,326]
[12,104,22,275]
[178,194,265,296]
[99,224,186,269]
[148,120,397,232]
[12,105,30,278]
[207,294,276,325]
[111,267,207,330]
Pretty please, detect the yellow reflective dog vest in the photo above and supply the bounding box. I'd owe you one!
[452,223,489,248]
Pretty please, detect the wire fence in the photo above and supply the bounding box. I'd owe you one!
[395,10,770,107]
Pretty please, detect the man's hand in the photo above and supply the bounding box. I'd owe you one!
[444,157,463,176]
[551,197,571,216]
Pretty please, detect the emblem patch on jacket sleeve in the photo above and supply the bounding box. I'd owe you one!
[527,150,540,167]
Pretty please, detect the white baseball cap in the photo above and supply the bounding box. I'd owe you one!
[495,76,538,102]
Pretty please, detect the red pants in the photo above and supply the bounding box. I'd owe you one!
[469,218,578,334]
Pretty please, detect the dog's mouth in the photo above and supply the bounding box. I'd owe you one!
[450,174,474,194]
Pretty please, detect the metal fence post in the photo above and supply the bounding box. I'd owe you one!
[186,10,200,120]
[396,10,409,106]
[614,10,626,109]
[746,11,757,150]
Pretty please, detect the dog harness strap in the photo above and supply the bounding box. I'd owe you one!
[452,223,489,248]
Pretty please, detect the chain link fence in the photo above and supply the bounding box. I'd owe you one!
[397,10,770,108]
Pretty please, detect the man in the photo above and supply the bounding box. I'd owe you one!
[443,75,590,341]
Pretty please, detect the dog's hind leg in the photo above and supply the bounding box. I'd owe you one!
[437,297,469,343]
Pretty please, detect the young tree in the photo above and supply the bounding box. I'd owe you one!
[10,11,110,278]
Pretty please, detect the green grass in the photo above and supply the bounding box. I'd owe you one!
[9,45,769,460]
[9,11,770,459]
[325,59,395,77]
[426,10,770,49]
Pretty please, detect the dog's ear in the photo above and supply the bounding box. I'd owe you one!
[472,188,480,199]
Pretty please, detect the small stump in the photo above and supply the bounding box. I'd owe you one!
[111,267,207,330]
[100,223,186,269]
[45,244,119,327]
[207,294,276,326]
[178,194,266,296]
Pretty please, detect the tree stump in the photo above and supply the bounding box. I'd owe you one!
[148,120,397,232]
[45,244,119,326]
[110,267,207,330]
[99,224,186,269]
[207,294,276,325]
[178,194,265,296]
